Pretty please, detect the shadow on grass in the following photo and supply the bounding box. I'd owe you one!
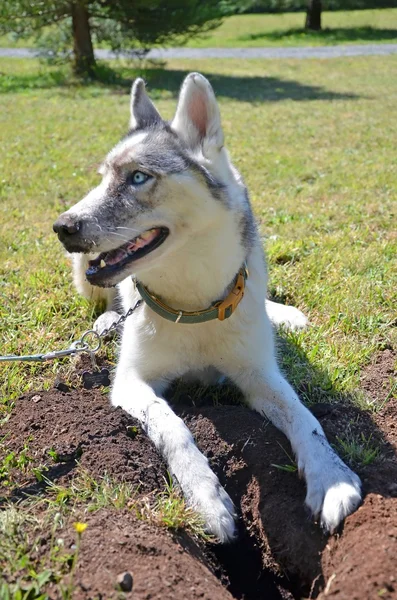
[0,62,360,102]
[239,26,397,44]
[144,68,360,103]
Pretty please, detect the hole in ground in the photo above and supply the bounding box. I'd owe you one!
[209,526,299,600]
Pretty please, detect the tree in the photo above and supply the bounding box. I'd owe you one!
[305,0,322,31]
[0,0,233,76]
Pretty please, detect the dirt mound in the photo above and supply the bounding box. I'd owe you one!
[2,388,167,495]
[319,494,397,600]
[2,351,396,599]
[67,510,233,600]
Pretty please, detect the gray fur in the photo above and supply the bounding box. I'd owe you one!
[239,189,258,252]
[130,78,162,130]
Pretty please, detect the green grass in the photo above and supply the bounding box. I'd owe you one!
[42,469,208,537]
[187,9,397,47]
[0,505,74,600]
[0,436,34,487]
[336,432,380,467]
[271,442,298,473]
[0,9,396,49]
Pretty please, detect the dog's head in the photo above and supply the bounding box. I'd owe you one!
[54,73,243,288]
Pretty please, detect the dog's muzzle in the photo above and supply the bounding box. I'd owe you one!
[53,213,90,253]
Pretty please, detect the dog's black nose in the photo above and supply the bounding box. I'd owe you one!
[53,214,81,238]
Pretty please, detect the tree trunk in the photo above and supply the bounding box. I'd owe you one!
[71,1,95,75]
[305,0,322,31]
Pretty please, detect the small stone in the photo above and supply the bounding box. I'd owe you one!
[117,572,133,592]
[31,395,42,403]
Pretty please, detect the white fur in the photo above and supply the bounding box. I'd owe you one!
[72,254,115,307]
[66,73,361,541]
[265,300,309,331]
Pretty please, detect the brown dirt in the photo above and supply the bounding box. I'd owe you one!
[319,494,397,600]
[2,387,167,496]
[1,350,396,599]
[67,510,234,600]
[361,349,396,407]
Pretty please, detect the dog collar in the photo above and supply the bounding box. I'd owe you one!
[134,263,249,324]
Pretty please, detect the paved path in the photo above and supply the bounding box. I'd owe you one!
[1,44,397,60]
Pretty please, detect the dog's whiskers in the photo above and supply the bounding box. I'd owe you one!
[109,232,132,242]
[91,222,133,244]
[115,226,141,234]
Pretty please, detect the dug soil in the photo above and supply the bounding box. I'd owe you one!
[1,350,396,599]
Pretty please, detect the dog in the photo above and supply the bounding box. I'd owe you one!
[53,73,361,541]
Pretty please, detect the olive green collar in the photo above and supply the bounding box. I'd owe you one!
[134,263,248,324]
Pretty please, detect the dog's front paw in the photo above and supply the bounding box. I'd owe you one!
[172,449,236,542]
[93,311,121,338]
[320,479,362,532]
[191,478,236,542]
[304,459,362,533]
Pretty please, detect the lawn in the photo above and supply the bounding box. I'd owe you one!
[0,9,396,49]
[187,8,397,47]
[0,55,396,597]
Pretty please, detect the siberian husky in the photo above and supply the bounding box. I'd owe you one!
[53,73,361,541]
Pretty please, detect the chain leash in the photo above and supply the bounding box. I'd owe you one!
[0,299,143,364]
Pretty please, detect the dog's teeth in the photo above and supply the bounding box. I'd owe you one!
[140,231,152,240]
[100,259,106,268]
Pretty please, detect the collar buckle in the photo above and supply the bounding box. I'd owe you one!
[216,268,246,321]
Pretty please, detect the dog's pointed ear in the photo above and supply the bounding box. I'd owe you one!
[171,73,224,151]
[130,78,162,129]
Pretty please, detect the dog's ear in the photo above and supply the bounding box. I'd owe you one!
[130,78,162,129]
[171,73,224,151]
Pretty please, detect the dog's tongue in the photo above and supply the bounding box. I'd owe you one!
[105,230,159,265]
[104,247,128,266]
[88,228,161,273]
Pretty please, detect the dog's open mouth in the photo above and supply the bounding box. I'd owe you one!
[86,226,169,286]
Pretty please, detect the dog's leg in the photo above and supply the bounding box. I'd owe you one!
[219,358,361,532]
[111,371,236,542]
[265,299,309,331]
[71,253,120,335]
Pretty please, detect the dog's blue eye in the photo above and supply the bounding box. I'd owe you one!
[130,171,150,185]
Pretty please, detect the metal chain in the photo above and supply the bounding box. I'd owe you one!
[0,299,143,363]
[97,299,143,339]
